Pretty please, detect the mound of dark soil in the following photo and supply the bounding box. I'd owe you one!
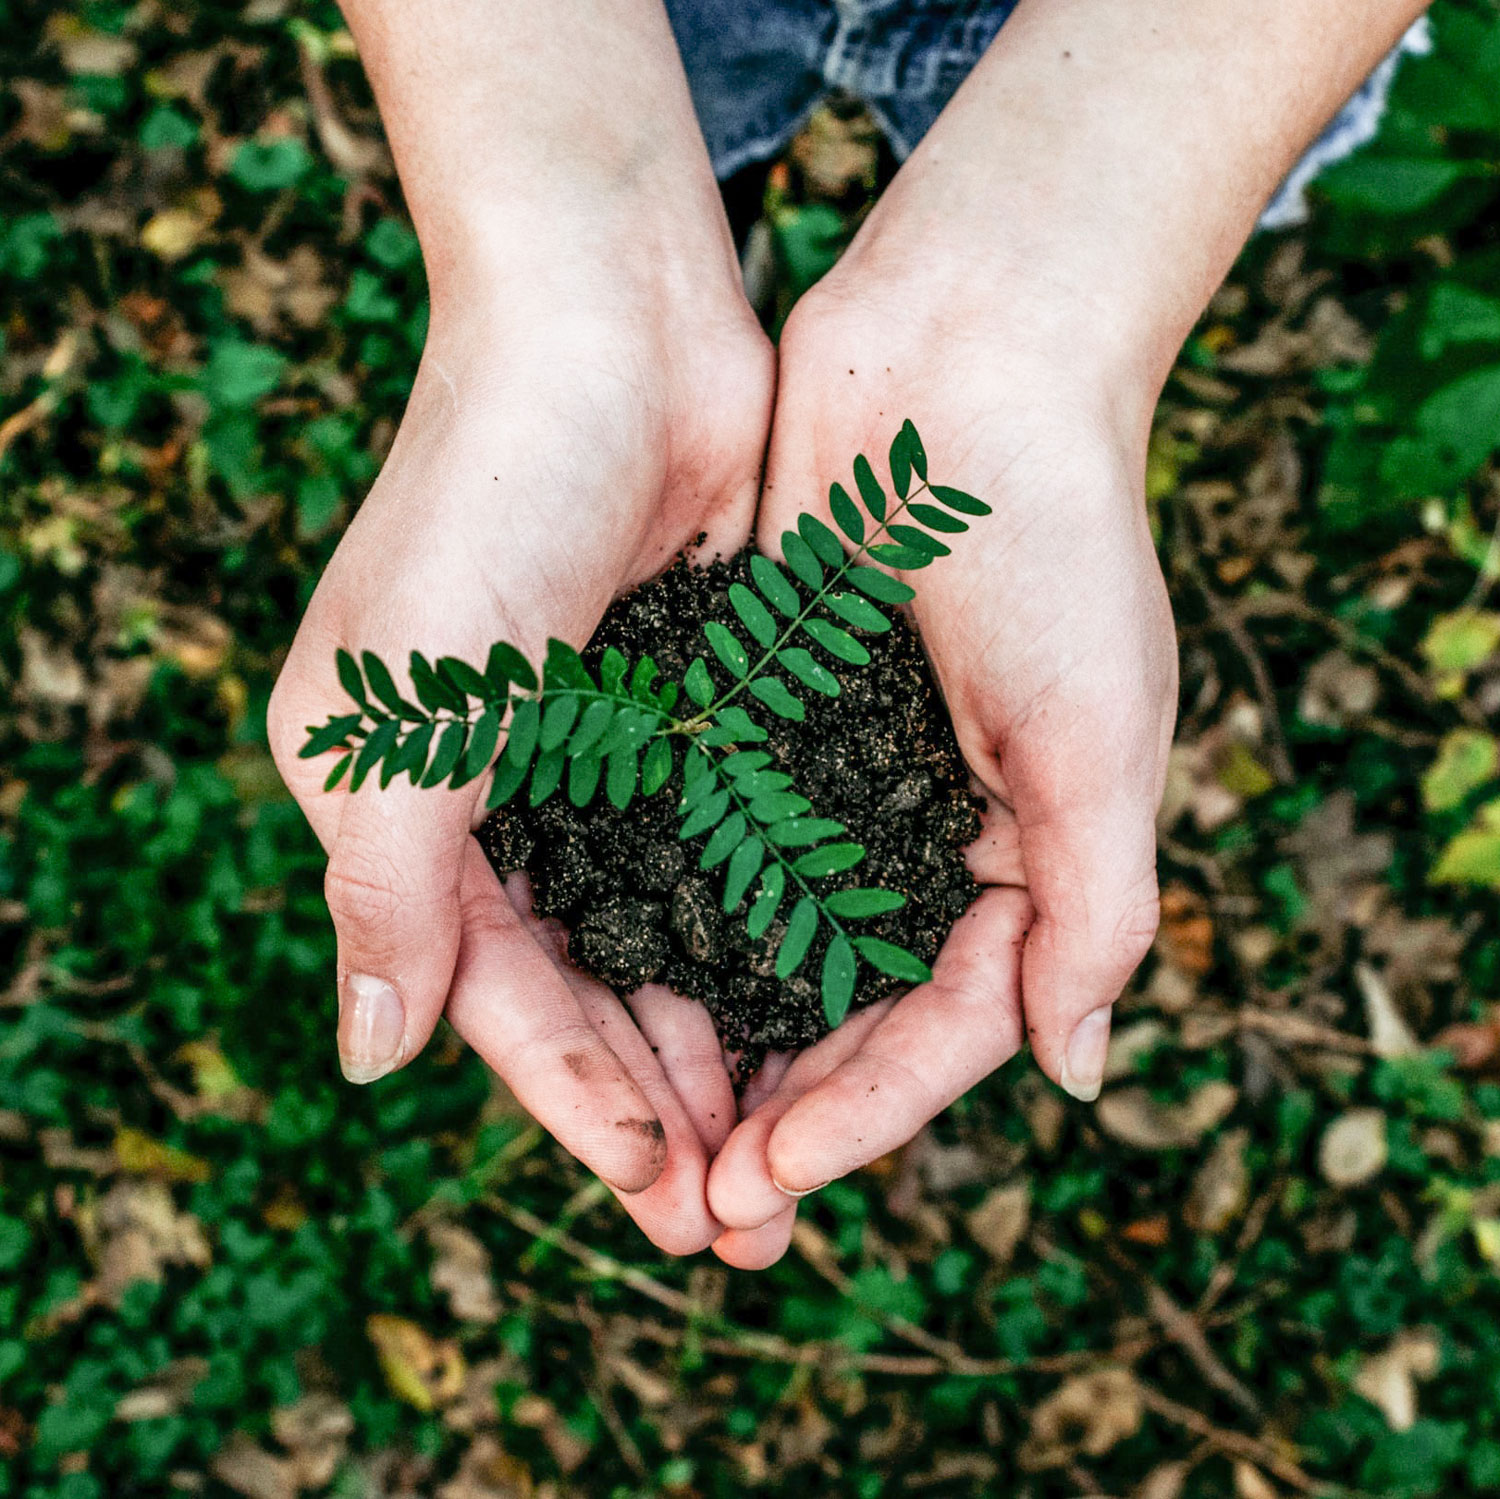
[477,551,981,1066]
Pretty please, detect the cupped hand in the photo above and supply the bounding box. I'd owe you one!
[269,242,773,1253]
[707,259,1177,1265]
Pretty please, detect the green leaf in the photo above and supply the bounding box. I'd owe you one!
[824,591,892,632]
[487,743,531,807]
[902,419,927,482]
[681,788,730,840]
[300,713,362,758]
[723,837,764,911]
[641,736,673,795]
[350,718,399,791]
[825,888,907,918]
[630,657,659,702]
[700,811,748,869]
[704,621,749,678]
[684,657,714,707]
[776,897,819,979]
[867,542,931,570]
[1319,153,1466,215]
[764,817,845,847]
[437,655,494,702]
[600,646,628,693]
[798,513,845,568]
[822,935,856,1026]
[751,554,802,617]
[486,641,536,693]
[391,720,434,785]
[422,720,469,787]
[846,566,916,604]
[804,618,871,665]
[454,704,500,786]
[829,483,864,544]
[749,676,806,721]
[324,753,352,792]
[704,706,769,745]
[543,638,591,692]
[907,502,968,533]
[1415,368,1500,477]
[337,648,367,707]
[853,454,886,521]
[888,524,950,558]
[364,651,423,720]
[569,699,615,758]
[606,745,639,810]
[782,531,825,590]
[721,751,773,779]
[733,769,795,799]
[779,647,839,697]
[529,745,565,805]
[410,652,465,713]
[748,791,812,823]
[499,697,540,774]
[539,694,580,752]
[728,582,778,649]
[1422,729,1499,812]
[747,864,786,939]
[569,751,603,806]
[929,484,991,517]
[889,428,912,500]
[793,842,866,878]
[854,938,932,985]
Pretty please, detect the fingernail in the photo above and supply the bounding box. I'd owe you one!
[772,1175,831,1200]
[1060,1007,1112,1103]
[339,973,406,1084]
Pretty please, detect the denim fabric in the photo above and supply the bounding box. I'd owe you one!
[664,1,1433,228]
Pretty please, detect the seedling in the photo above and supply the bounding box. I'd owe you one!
[300,420,990,1026]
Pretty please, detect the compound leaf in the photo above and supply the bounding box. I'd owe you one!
[641,736,673,796]
[749,675,806,721]
[793,842,866,879]
[824,591,892,632]
[486,640,537,693]
[853,454,886,521]
[700,811,747,869]
[606,745,639,810]
[824,887,906,918]
[929,483,992,517]
[723,836,764,911]
[350,718,399,791]
[747,864,786,939]
[336,648,366,707]
[888,524,950,558]
[822,935,856,1026]
[300,713,361,758]
[453,703,500,786]
[569,699,614,758]
[804,617,870,665]
[437,655,493,702]
[680,788,730,840]
[775,897,819,979]
[729,583,777,649]
[528,745,565,806]
[568,750,602,807]
[782,531,824,590]
[422,719,469,788]
[829,483,864,544]
[539,694,580,752]
[846,566,916,604]
[854,937,932,985]
[705,620,749,678]
[684,657,714,707]
[751,553,802,617]
[764,817,845,848]
[798,512,844,568]
[779,647,839,697]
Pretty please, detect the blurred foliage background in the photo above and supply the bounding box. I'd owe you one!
[3,3,1500,1496]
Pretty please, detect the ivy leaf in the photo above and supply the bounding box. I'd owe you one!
[300,713,361,758]
[568,750,602,807]
[854,938,932,984]
[824,591,892,632]
[822,935,856,1026]
[829,483,864,544]
[680,788,730,840]
[704,621,749,678]
[751,553,802,617]
[364,651,423,720]
[853,454,886,520]
[729,583,778,648]
[453,703,500,786]
[749,675,806,721]
[437,655,493,702]
[641,736,673,795]
[797,513,844,568]
[775,897,819,979]
[778,647,839,697]
[793,842,866,878]
[782,531,825,590]
[846,566,915,604]
[764,817,845,847]
[529,745,566,805]
[722,836,764,911]
[929,484,992,516]
[606,744,639,810]
[539,694,580,752]
[824,888,906,918]
[684,657,714,707]
[350,718,399,791]
[888,524,950,558]
[336,648,367,707]
[747,864,786,939]
[569,699,614,758]
[804,618,871,665]
[422,720,468,787]
[700,811,748,869]
[907,501,968,534]
[486,641,537,693]
[324,753,352,792]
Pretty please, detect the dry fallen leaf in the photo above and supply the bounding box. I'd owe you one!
[367,1314,466,1412]
[1097,1081,1239,1151]
[427,1222,501,1324]
[1185,1127,1251,1235]
[272,1393,355,1488]
[966,1182,1031,1265]
[1319,1109,1388,1187]
[85,1179,211,1306]
[1354,1329,1441,1432]
[1019,1367,1144,1470]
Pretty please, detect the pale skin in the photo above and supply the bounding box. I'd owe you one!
[268,0,1431,1267]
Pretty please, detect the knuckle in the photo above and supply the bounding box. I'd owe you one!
[1108,882,1161,972]
[324,853,406,933]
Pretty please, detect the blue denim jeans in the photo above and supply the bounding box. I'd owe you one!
[664,0,1432,228]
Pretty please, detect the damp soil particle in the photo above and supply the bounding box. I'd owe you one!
[477,550,981,1069]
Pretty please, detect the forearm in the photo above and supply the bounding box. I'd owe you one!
[337,0,735,315]
[842,0,1429,408]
